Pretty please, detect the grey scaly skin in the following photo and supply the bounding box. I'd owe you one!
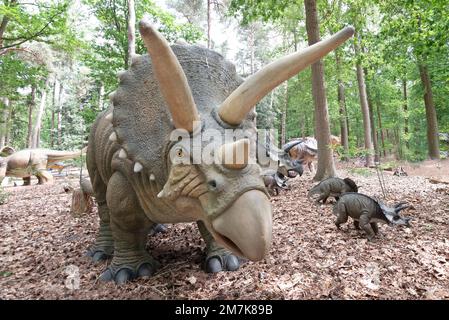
[0,148,84,185]
[308,177,358,204]
[333,193,412,241]
[84,19,354,284]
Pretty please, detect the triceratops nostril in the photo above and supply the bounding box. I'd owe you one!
[208,180,217,189]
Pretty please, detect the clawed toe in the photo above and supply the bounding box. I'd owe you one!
[86,249,112,263]
[205,254,240,273]
[137,263,155,277]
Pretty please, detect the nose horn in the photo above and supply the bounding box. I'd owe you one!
[217,139,250,170]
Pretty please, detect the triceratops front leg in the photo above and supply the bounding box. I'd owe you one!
[86,173,114,262]
[197,221,240,273]
[100,172,160,284]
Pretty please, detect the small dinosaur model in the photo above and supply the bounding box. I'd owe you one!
[308,177,358,204]
[0,148,84,185]
[333,193,412,241]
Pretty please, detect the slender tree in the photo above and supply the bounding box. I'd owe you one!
[304,0,335,180]
[353,32,374,166]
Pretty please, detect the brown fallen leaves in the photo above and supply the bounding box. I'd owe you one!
[0,163,449,300]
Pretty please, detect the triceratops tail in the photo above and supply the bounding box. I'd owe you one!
[343,178,358,192]
[47,150,82,162]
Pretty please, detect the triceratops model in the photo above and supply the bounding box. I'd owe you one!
[308,177,358,204]
[263,172,289,196]
[333,193,412,241]
[0,148,84,185]
[85,18,354,283]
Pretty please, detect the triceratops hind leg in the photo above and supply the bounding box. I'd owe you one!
[359,214,375,241]
[100,172,160,284]
[197,221,240,273]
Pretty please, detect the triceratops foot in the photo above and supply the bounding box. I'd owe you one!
[99,256,160,284]
[86,247,113,263]
[204,249,240,273]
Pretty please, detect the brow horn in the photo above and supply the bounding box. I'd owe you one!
[218,26,355,125]
[139,19,200,132]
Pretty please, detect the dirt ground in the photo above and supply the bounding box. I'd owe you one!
[1,160,449,300]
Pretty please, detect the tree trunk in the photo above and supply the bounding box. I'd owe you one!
[280,82,288,146]
[207,0,212,49]
[0,0,17,49]
[27,86,36,148]
[376,101,386,157]
[418,62,440,159]
[249,24,255,74]
[402,78,409,151]
[98,82,105,112]
[335,49,349,159]
[127,0,136,67]
[354,35,374,167]
[57,83,63,147]
[0,97,9,149]
[50,78,58,148]
[5,103,12,146]
[304,0,336,180]
[364,69,379,162]
[31,80,48,148]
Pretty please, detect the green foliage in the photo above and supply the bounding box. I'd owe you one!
[82,0,204,95]
[348,167,374,177]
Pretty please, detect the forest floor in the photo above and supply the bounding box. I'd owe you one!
[1,159,449,300]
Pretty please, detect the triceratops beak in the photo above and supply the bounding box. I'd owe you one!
[217,26,355,125]
[211,190,272,261]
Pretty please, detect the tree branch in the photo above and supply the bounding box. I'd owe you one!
[0,47,46,64]
[0,9,63,50]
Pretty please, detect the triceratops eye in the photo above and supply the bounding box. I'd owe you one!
[393,216,400,221]
[176,148,183,157]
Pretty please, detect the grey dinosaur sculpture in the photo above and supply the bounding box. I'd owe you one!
[333,193,412,241]
[85,18,354,283]
[0,148,84,185]
[308,177,358,204]
[263,172,288,196]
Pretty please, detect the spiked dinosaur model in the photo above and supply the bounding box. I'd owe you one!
[0,148,84,185]
[283,137,318,172]
[85,18,354,284]
[333,193,412,241]
[308,177,358,204]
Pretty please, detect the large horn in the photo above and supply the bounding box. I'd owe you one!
[217,139,250,170]
[139,19,200,132]
[218,26,355,125]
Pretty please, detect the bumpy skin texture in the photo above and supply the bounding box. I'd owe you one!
[86,45,269,283]
[333,193,411,241]
[0,149,82,185]
[308,177,358,204]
